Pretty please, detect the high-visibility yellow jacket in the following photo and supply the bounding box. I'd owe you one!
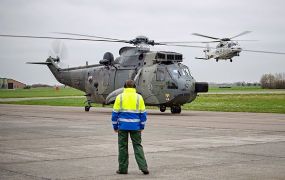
[112,88,147,130]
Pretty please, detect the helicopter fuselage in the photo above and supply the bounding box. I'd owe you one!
[213,41,242,60]
[46,46,208,113]
[198,41,242,62]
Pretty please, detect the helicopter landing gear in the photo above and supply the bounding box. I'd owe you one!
[216,58,219,62]
[85,105,91,112]
[160,105,166,112]
[85,101,92,112]
[170,105,181,114]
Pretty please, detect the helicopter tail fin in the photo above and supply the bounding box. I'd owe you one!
[196,43,211,60]
[27,57,61,69]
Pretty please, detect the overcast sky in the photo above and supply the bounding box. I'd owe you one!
[0,0,285,85]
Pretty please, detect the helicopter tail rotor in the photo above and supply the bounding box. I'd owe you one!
[49,40,68,60]
[48,40,69,68]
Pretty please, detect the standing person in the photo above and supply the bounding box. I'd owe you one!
[111,79,149,175]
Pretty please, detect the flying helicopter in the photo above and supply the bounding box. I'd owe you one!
[0,33,208,114]
[192,31,285,62]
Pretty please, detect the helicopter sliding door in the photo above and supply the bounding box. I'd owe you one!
[156,67,165,82]
[152,66,166,95]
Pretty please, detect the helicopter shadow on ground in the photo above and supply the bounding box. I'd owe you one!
[147,112,198,117]
[91,109,198,117]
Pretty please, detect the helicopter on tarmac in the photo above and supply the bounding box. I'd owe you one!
[0,33,208,114]
[192,31,285,62]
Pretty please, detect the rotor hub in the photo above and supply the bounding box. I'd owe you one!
[130,35,156,46]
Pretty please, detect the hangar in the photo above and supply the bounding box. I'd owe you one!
[0,78,26,89]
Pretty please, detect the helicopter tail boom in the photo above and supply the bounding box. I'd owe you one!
[27,57,61,69]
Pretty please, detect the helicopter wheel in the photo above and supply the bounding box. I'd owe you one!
[171,106,181,114]
[230,59,233,62]
[85,105,91,112]
[176,106,181,114]
[160,105,166,112]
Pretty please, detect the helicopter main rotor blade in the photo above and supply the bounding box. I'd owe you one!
[161,43,215,49]
[158,41,220,44]
[53,32,129,42]
[0,34,128,43]
[188,40,258,43]
[192,33,220,40]
[230,31,251,39]
[158,41,204,44]
[243,49,285,55]
[232,39,258,42]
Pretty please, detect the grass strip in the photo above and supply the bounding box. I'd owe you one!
[1,94,284,114]
[0,87,84,98]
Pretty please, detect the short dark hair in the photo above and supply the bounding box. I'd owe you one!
[124,79,136,88]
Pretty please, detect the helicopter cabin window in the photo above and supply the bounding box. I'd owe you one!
[138,53,144,60]
[156,67,165,81]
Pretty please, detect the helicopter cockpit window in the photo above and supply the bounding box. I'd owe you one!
[228,42,237,48]
[217,44,224,48]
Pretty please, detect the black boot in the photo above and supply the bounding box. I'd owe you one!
[142,169,149,175]
[116,170,128,174]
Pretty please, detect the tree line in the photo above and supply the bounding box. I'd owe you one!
[260,73,285,89]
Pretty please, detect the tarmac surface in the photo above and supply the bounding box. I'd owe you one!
[0,104,284,180]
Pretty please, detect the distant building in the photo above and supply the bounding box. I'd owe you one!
[0,78,26,89]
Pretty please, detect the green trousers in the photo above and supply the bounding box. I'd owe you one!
[118,130,148,172]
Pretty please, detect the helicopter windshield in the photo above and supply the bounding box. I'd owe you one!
[228,42,238,48]
[178,65,191,77]
[167,65,192,78]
